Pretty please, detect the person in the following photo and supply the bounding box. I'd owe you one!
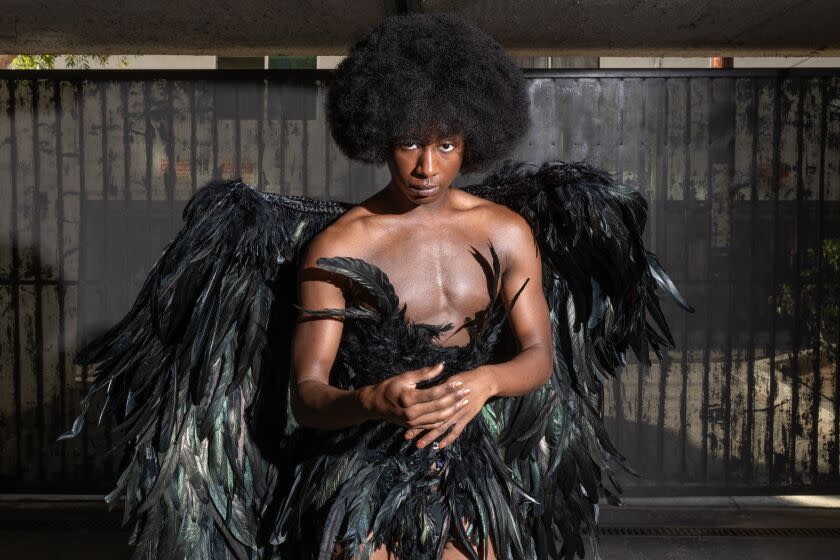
[281,15,551,558]
[60,11,692,560]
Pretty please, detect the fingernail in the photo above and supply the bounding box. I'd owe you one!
[453,381,463,388]
[439,441,447,448]
[461,399,469,407]
[418,440,426,448]
[458,388,471,397]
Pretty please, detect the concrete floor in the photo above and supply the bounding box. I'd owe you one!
[600,535,839,559]
[1,496,839,559]
[3,531,838,559]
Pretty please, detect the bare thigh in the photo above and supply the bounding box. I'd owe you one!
[441,532,497,560]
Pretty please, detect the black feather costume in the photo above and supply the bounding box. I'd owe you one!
[60,160,693,559]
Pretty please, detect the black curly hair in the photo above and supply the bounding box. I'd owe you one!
[326,12,530,173]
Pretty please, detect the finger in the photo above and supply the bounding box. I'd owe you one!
[438,419,466,449]
[414,421,454,449]
[405,415,452,439]
[408,362,444,386]
[398,371,450,409]
[403,419,450,440]
[405,417,451,438]
[403,387,468,425]
[407,390,470,427]
[410,379,466,405]
[415,401,468,449]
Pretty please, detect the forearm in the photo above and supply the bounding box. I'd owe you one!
[482,342,553,398]
[291,378,373,430]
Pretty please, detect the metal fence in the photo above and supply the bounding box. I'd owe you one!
[0,69,838,494]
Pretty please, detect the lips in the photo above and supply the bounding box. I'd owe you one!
[409,184,439,196]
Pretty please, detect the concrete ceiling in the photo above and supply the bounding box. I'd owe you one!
[2,1,839,57]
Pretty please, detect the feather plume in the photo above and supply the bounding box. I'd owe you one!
[59,161,690,560]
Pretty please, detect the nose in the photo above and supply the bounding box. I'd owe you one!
[415,145,439,178]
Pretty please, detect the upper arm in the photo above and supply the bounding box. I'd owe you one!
[291,229,348,388]
[496,209,553,369]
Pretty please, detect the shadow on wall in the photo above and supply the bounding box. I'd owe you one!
[0,235,115,491]
[2,225,840,493]
[605,349,839,494]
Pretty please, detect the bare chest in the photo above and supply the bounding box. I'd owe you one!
[364,229,498,346]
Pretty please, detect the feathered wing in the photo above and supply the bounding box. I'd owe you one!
[463,160,694,559]
[59,178,349,559]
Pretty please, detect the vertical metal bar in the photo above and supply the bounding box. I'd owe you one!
[31,79,46,480]
[608,74,624,445]
[54,79,68,476]
[616,78,625,185]
[166,79,176,212]
[834,78,840,481]
[612,76,626,446]
[835,158,840,481]
[280,85,287,194]
[790,76,804,482]
[720,77,736,485]
[212,82,219,180]
[9,79,23,480]
[99,79,113,472]
[189,81,197,195]
[257,78,265,190]
[745,77,760,483]
[634,77,648,466]
[701,77,712,483]
[656,77,671,478]
[679,77,692,482]
[75,80,90,473]
[766,76,782,487]
[144,80,153,208]
[234,84,242,179]
[121,82,130,203]
[302,100,309,197]
[810,77,828,482]
[324,81,332,200]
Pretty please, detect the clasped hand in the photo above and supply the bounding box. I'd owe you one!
[357,362,496,450]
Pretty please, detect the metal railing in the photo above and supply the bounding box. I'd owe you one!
[0,69,838,493]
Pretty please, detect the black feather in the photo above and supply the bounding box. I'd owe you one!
[58,161,691,560]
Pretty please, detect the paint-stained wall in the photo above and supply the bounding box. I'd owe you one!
[0,69,839,494]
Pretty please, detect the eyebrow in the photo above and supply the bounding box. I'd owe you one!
[394,133,462,146]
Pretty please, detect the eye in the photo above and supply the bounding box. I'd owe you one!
[439,142,455,153]
[398,141,419,150]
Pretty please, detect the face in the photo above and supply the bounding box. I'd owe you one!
[386,130,465,205]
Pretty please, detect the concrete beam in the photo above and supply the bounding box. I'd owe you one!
[425,0,840,56]
[2,1,840,57]
[0,1,393,56]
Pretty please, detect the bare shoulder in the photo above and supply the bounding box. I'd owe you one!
[455,188,526,224]
[456,189,537,268]
[299,205,370,267]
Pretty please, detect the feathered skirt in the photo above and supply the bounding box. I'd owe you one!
[276,356,537,560]
[275,253,536,560]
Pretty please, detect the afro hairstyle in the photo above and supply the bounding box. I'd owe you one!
[326,12,530,173]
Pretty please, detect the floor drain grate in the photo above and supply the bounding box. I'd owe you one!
[600,527,840,538]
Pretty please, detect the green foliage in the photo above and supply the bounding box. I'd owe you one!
[11,55,129,69]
